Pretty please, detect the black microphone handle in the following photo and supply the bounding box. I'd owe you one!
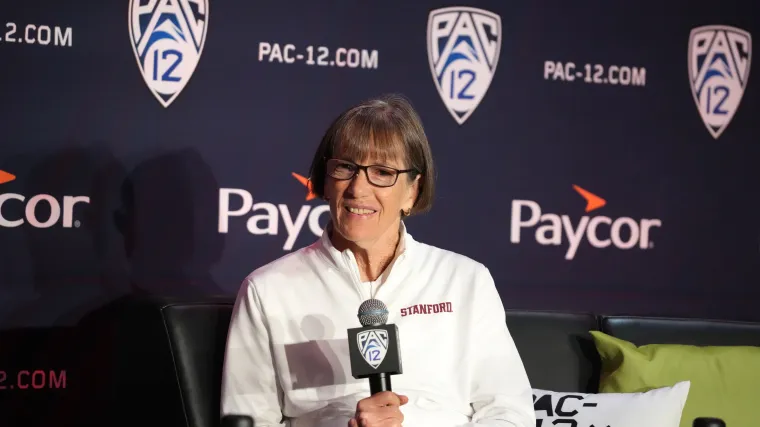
[693,418,725,427]
[369,372,392,394]
[221,414,254,427]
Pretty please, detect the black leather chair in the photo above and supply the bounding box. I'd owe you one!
[99,295,235,427]
[601,315,760,346]
[505,310,601,393]
[95,295,760,427]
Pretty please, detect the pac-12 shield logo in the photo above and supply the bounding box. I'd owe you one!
[357,329,388,369]
[128,0,209,108]
[427,7,501,125]
[688,25,752,139]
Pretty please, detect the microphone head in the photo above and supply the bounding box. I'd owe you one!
[357,299,389,326]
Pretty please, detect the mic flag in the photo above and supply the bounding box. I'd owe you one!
[347,299,403,380]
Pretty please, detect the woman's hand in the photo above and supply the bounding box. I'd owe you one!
[348,391,409,427]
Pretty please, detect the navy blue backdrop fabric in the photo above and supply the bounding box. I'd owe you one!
[0,0,758,420]
[1,0,758,324]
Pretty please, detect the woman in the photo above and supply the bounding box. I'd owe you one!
[220,94,535,427]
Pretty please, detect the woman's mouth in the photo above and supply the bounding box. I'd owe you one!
[345,206,377,216]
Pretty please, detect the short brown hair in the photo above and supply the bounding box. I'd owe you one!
[308,94,435,215]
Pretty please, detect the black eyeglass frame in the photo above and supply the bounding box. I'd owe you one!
[325,158,420,187]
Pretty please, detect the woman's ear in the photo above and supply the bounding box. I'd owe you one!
[404,174,421,212]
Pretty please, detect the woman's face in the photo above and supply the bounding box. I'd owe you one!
[324,153,419,249]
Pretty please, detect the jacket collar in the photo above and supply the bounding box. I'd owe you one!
[319,220,415,274]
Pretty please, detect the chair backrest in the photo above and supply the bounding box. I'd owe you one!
[161,300,235,427]
[105,297,760,427]
[601,315,760,346]
[117,300,604,427]
[505,310,601,393]
[149,303,604,424]
[102,295,235,427]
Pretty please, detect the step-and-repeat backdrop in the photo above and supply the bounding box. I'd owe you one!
[0,0,758,423]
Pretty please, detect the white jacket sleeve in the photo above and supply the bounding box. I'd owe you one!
[220,278,287,427]
[460,267,536,427]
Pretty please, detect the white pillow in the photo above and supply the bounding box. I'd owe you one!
[533,381,691,427]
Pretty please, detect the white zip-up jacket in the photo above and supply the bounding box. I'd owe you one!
[220,223,535,427]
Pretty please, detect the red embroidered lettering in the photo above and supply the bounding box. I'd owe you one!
[399,301,454,317]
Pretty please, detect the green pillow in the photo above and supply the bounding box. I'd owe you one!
[590,331,760,427]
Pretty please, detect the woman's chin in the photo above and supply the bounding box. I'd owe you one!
[338,229,372,244]
[335,223,377,245]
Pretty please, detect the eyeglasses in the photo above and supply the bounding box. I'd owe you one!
[326,158,418,187]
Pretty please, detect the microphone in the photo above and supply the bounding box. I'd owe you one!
[693,418,725,427]
[347,299,403,394]
[220,415,254,427]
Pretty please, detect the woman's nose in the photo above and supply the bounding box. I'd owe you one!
[346,169,372,195]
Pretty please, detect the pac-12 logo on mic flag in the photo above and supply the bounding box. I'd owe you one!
[688,25,752,139]
[128,0,209,108]
[357,329,389,369]
[426,7,502,125]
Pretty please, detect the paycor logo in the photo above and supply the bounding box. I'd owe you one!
[510,185,662,260]
[218,173,330,250]
[0,170,90,228]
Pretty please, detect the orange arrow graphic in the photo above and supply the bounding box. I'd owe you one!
[0,170,16,185]
[572,185,606,212]
[292,172,318,201]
